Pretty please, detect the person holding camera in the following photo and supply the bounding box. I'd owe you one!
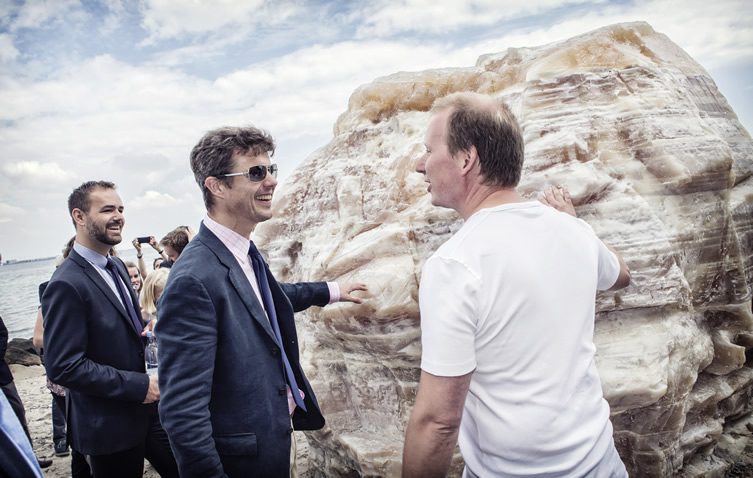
[132,236,168,278]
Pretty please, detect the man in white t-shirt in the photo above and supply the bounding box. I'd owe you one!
[402,92,631,477]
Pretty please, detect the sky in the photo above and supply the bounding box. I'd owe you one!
[0,0,751,261]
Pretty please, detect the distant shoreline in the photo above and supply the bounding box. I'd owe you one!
[1,256,56,266]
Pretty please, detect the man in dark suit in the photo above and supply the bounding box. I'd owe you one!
[157,126,366,477]
[41,181,178,477]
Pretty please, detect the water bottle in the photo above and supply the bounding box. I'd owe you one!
[145,331,158,376]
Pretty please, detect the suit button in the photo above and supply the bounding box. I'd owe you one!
[278,387,286,396]
[287,427,293,435]
[271,347,279,356]
[139,351,144,358]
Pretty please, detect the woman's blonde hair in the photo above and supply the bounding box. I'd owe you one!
[140,268,169,316]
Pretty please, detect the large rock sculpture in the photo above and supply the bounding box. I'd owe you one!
[255,22,753,477]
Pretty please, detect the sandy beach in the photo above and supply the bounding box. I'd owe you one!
[11,363,312,477]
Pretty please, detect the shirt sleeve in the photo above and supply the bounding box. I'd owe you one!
[595,237,620,291]
[576,218,621,291]
[326,282,340,304]
[419,255,480,377]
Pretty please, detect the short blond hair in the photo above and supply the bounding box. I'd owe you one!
[140,268,169,317]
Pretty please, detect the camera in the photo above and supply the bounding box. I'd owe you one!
[137,236,151,244]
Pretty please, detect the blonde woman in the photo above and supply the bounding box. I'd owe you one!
[139,268,169,332]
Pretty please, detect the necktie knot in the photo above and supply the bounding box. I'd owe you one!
[105,257,143,334]
[248,241,261,259]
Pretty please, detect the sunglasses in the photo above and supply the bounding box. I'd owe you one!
[219,164,278,182]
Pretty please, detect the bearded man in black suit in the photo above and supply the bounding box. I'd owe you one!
[41,180,177,478]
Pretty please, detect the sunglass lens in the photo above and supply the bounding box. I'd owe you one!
[248,166,267,181]
[246,164,278,181]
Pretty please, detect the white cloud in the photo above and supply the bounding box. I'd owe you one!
[100,0,127,34]
[0,33,18,62]
[0,53,224,240]
[144,34,240,67]
[2,160,76,183]
[355,0,602,37]
[213,40,473,137]
[0,0,14,21]
[634,0,753,68]
[129,190,180,209]
[9,0,82,31]
[449,0,753,69]
[141,0,264,43]
[0,54,224,120]
[352,0,753,69]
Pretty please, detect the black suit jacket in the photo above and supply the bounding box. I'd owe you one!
[157,224,328,477]
[41,249,151,455]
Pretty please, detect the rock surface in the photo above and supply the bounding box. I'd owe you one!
[255,22,753,477]
[5,337,41,366]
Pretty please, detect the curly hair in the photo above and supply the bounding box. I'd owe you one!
[189,126,275,210]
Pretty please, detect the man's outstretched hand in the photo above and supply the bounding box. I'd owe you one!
[337,282,368,304]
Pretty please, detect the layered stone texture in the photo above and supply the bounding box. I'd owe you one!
[255,22,753,477]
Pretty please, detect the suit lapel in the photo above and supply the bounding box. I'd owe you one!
[196,225,278,343]
[69,250,141,338]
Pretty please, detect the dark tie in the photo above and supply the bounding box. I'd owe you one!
[105,258,143,334]
[248,241,307,412]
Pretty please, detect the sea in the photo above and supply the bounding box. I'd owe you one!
[0,258,57,339]
[0,249,145,339]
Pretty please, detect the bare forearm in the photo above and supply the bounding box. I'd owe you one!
[32,308,44,351]
[402,371,470,477]
[137,255,147,279]
[403,414,458,477]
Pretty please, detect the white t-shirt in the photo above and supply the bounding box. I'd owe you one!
[419,201,620,477]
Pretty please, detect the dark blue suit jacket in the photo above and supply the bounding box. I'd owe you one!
[41,249,151,455]
[157,224,328,477]
[0,316,13,386]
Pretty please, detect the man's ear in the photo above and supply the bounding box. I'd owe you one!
[459,146,479,176]
[71,208,86,227]
[204,176,226,201]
